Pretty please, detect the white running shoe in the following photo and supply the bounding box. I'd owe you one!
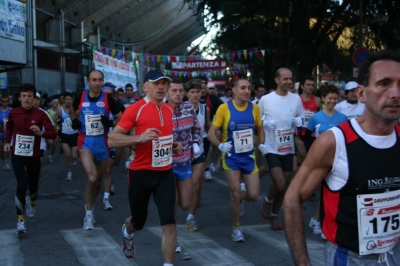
[121,224,135,258]
[204,170,212,181]
[71,160,77,166]
[102,199,113,210]
[83,214,95,230]
[321,233,327,239]
[231,227,245,242]
[66,172,72,181]
[309,218,322,235]
[209,163,216,173]
[17,221,26,234]
[25,196,35,218]
[175,241,182,253]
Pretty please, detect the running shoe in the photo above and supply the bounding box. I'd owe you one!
[269,216,283,231]
[204,170,212,181]
[175,241,182,253]
[185,219,199,232]
[110,185,115,195]
[71,160,77,166]
[209,163,216,173]
[260,197,273,220]
[102,199,113,210]
[321,233,327,240]
[25,196,35,218]
[5,162,11,170]
[17,221,26,234]
[121,224,135,258]
[309,218,322,235]
[66,172,72,181]
[48,155,53,163]
[83,214,95,230]
[231,227,245,242]
[240,201,245,217]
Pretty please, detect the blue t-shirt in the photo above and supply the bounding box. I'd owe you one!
[306,110,348,137]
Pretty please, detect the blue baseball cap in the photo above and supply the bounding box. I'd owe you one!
[143,69,172,83]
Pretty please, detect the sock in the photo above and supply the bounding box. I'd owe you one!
[264,196,273,202]
[270,213,278,217]
[104,192,110,199]
[124,227,134,239]
[18,215,24,221]
[240,183,246,192]
[85,209,93,216]
[233,223,241,229]
[187,214,194,221]
[163,264,173,266]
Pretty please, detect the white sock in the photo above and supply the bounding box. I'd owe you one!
[163,264,173,266]
[264,196,273,202]
[104,192,110,199]
[240,183,246,192]
[85,209,93,216]
[124,227,134,239]
[187,214,194,221]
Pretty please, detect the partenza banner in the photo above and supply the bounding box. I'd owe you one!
[0,0,26,42]
[93,50,137,91]
[171,60,229,70]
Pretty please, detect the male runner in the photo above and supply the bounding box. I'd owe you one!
[108,69,182,266]
[4,83,57,233]
[208,78,265,241]
[284,50,400,265]
[335,81,366,119]
[258,68,304,230]
[0,95,12,170]
[70,70,122,229]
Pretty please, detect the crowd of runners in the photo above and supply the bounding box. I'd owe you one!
[1,50,400,265]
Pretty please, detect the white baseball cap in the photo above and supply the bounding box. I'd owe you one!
[345,81,358,91]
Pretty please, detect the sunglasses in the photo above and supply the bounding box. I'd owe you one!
[208,87,216,90]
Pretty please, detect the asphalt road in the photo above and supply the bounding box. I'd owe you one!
[0,150,326,266]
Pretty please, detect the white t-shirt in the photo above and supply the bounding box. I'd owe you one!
[258,91,304,155]
[220,96,231,103]
[334,101,365,120]
[326,118,396,190]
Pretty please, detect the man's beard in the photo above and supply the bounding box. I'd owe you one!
[347,98,358,104]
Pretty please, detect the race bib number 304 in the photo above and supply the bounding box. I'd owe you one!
[357,190,400,255]
[152,135,173,167]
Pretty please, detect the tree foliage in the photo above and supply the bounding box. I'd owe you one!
[198,0,400,87]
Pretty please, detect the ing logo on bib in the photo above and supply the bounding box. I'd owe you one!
[82,102,90,107]
[96,102,105,107]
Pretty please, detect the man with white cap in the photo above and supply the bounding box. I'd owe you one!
[334,81,365,119]
[109,68,183,265]
[207,82,218,96]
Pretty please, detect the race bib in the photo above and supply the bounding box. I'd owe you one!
[85,114,104,136]
[357,190,400,255]
[275,128,293,153]
[62,118,73,132]
[303,111,314,127]
[152,135,173,167]
[233,128,254,153]
[15,134,34,156]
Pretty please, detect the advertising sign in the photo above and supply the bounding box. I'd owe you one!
[171,60,229,70]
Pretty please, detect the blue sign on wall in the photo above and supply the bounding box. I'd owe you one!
[0,72,7,89]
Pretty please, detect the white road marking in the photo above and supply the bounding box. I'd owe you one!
[60,228,136,266]
[242,225,325,265]
[147,225,254,266]
[0,229,24,266]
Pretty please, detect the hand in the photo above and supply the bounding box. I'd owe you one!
[218,141,232,153]
[258,144,268,155]
[29,125,42,136]
[139,128,161,143]
[263,120,277,131]
[71,118,82,130]
[101,115,114,127]
[173,142,183,154]
[3,143,10,153]
[293,117,302,127]
[192,143,203,157]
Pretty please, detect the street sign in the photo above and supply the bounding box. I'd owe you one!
[352,47,370,67]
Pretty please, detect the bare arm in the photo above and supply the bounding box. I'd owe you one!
[204,106,211,133]
[256,124,265,144]
[207,124,222,148]
[112,112,122,127]
[108,125,160,148]
[69,106,78,121]
[283,131,335,266]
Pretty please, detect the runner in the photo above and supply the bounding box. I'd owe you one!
[0,94,12,170]
[4,83,57,233]
[258,67,304,230]
[284,50,400,265]
[208,78,265,241]
[46,98,60,162]
[70,70,122,230]
[108,69,182,265]
[335,81,366,119]
[53,92,78,181]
